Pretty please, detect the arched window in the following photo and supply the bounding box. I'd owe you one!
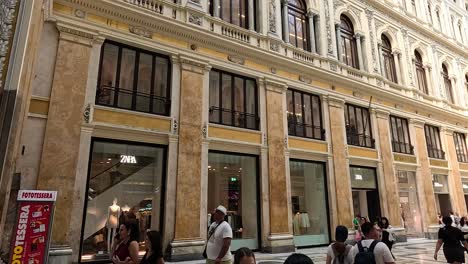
[458,22,463,42]
[442,64,454,103]
[287,0,309,50]
[381,35,397,83]
[428,4,433,23]
[340,15,359,69]
[414,51,428,94]
[210,0,251,29]
[436,10,442,30]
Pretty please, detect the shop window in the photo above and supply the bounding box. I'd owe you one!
[340,15,359,69]
[344,104,374,148]
[424,125,445,159]
[290,160,329,246]
[433,174,452,215]
[286,89,324,140]
[287,0,309,51]
[207,152,259,250]
[381,35,397,83]
[96,41,171,116]
[80,139,166,262]
[442,64,454,104]
[209,0,255,30]
[454,132,468,163]
[209,70,259,130]
[414,51,428,94]
[397,171,423,237]
[350,166,381,222]
[390,115,413,154]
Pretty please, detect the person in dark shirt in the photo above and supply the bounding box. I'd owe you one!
[434,216,468,263]
[140,230,164,264]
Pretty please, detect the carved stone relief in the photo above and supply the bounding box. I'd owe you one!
[269,0,277,33]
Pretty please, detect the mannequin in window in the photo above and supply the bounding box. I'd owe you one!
[107,199,121,253]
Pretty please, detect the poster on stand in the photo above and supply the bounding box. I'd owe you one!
[9,190,57,264]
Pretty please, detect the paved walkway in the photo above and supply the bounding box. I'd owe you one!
[169,239,466,263]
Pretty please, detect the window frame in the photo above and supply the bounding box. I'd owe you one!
[340,15,359,69]
[210,0,255,30]
[424,124,445,159]
[381,35,398,83]
[389,115,413,155]
[414,51,428,94]
[442,64,454,104]
[286,88,325,140]
[96,40,172,116]
[287,0,310,51]
[454,132,468,163]
[209,69,259,130]
[344,103,375,148]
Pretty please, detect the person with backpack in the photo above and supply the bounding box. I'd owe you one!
[347,222,395,264]
[434,216,468,263]
[326,226,352,264]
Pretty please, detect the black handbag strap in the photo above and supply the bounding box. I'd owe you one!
[207,221,224,241]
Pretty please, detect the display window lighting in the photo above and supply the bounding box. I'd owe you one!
[355,174,363,180]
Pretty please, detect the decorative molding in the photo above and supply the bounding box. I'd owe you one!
[56,22,98,46]
[227,54,245,65]
[270,67,277,74]
[324,0,334,56]
[129,25,152,38]
[0,0,20,88]
[270,41,280,52]
[353,91,363,98]
[268,0,277,33]
[188,12,202,26]
[401,27,414,85]
[172,119,178,134]
[299,75,311,84]
[202,122,207,138]
[74,9,86,18]
[179,55,210,74]
[263,78,287,94]
[326,95,345,108]
[365,8,378,73]
[83,104,91,123]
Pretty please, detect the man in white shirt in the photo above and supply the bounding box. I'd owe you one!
[347,222,395,264]
[206,205,233,264]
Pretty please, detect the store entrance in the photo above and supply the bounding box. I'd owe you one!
[352,189,381,223]
[433,174,452,216]
[435,194,452,216]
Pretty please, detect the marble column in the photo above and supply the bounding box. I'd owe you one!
[392,51,402,84]
[263,78,294,253]
[169,56,210,261]
[248,0,255,31]
[281,0,289,43]
[355,33,364,70]
[36,23,94,248]
[375,110,402,226]
[335,24,342,62]
[213,0,220,17]
[327,96,353,227]
[307,10,316,53]
[444,129,467,215]
[410,119,439,234]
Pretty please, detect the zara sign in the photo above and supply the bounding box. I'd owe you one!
[120,155,137,164]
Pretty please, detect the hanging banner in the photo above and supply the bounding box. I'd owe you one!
[9,190,57,264]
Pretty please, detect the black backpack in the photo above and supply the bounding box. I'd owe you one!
[354,240,379,264]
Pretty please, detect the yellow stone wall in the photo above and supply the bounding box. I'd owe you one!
[208,126,262,144]
[93,108,171,132]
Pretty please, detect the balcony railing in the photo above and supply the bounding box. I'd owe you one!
[457,152,468,163]
[346,126,375,148]
[96,86,171,116]
[391,140,414,155]
[427,145,446,160]
[209,106,259,130]
[288,120,325,140]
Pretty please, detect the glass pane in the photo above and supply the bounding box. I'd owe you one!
[296,17,304,49]
[222,74,232,125]
[350,166,377,189]
[207,152,258,250]
[81,141,165,262]
[231,0,240,26]
[153,57,169,114]
[312,96,321,139]
[294,92,303,136]
[290,161,329,246]
[136,53,152,112]
[118,48,136,109]
[303,94,312,137]
[289,15,296,46]
[287,90,294,134]
[234,77,244,127]
[98,44,119,106]
[209,71,220,123]
[433,174,449,193]
[245,80,256,129]
[221,0,231,23]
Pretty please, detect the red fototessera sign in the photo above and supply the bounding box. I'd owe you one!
[9,191,56,264]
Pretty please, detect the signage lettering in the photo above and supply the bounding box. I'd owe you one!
[120,155,137,164]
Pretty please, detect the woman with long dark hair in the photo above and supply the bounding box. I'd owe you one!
[112,221,139,264]
[326,226,352,264]
[140,230,164,264]
[378,217,394,252]
[434,216,468,263]
[234,247,255,264]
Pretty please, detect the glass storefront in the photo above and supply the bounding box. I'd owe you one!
[350,166,381,223]
[462,178,468,211]
[433,174,452,215]
[207,152,259,250]
[397,171,423,237]
[289,160,329,246]
[80,139,166,262]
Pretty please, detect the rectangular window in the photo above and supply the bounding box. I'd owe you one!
[286,89,324,140]
[96,41,171,116]
[80,139,166,262]
[290,160,329,246]
[454,132,468,163]
[424,125,445,159]
[389,116,413,154]
[345,104,374,148]
[207,152,259,250]
[209,70,259,130]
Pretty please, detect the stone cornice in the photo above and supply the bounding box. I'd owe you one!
[56,22,100,46]
[374,108,390,119]
[326,95,345,108]
[178,55,211,74]
[409,118,425,128]
[260,77,288,94]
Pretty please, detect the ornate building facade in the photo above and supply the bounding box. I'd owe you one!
[1,0,468,262]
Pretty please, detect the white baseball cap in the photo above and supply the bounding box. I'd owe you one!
[215,205,227,215]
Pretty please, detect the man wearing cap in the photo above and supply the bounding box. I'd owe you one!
[206,205,233,264]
